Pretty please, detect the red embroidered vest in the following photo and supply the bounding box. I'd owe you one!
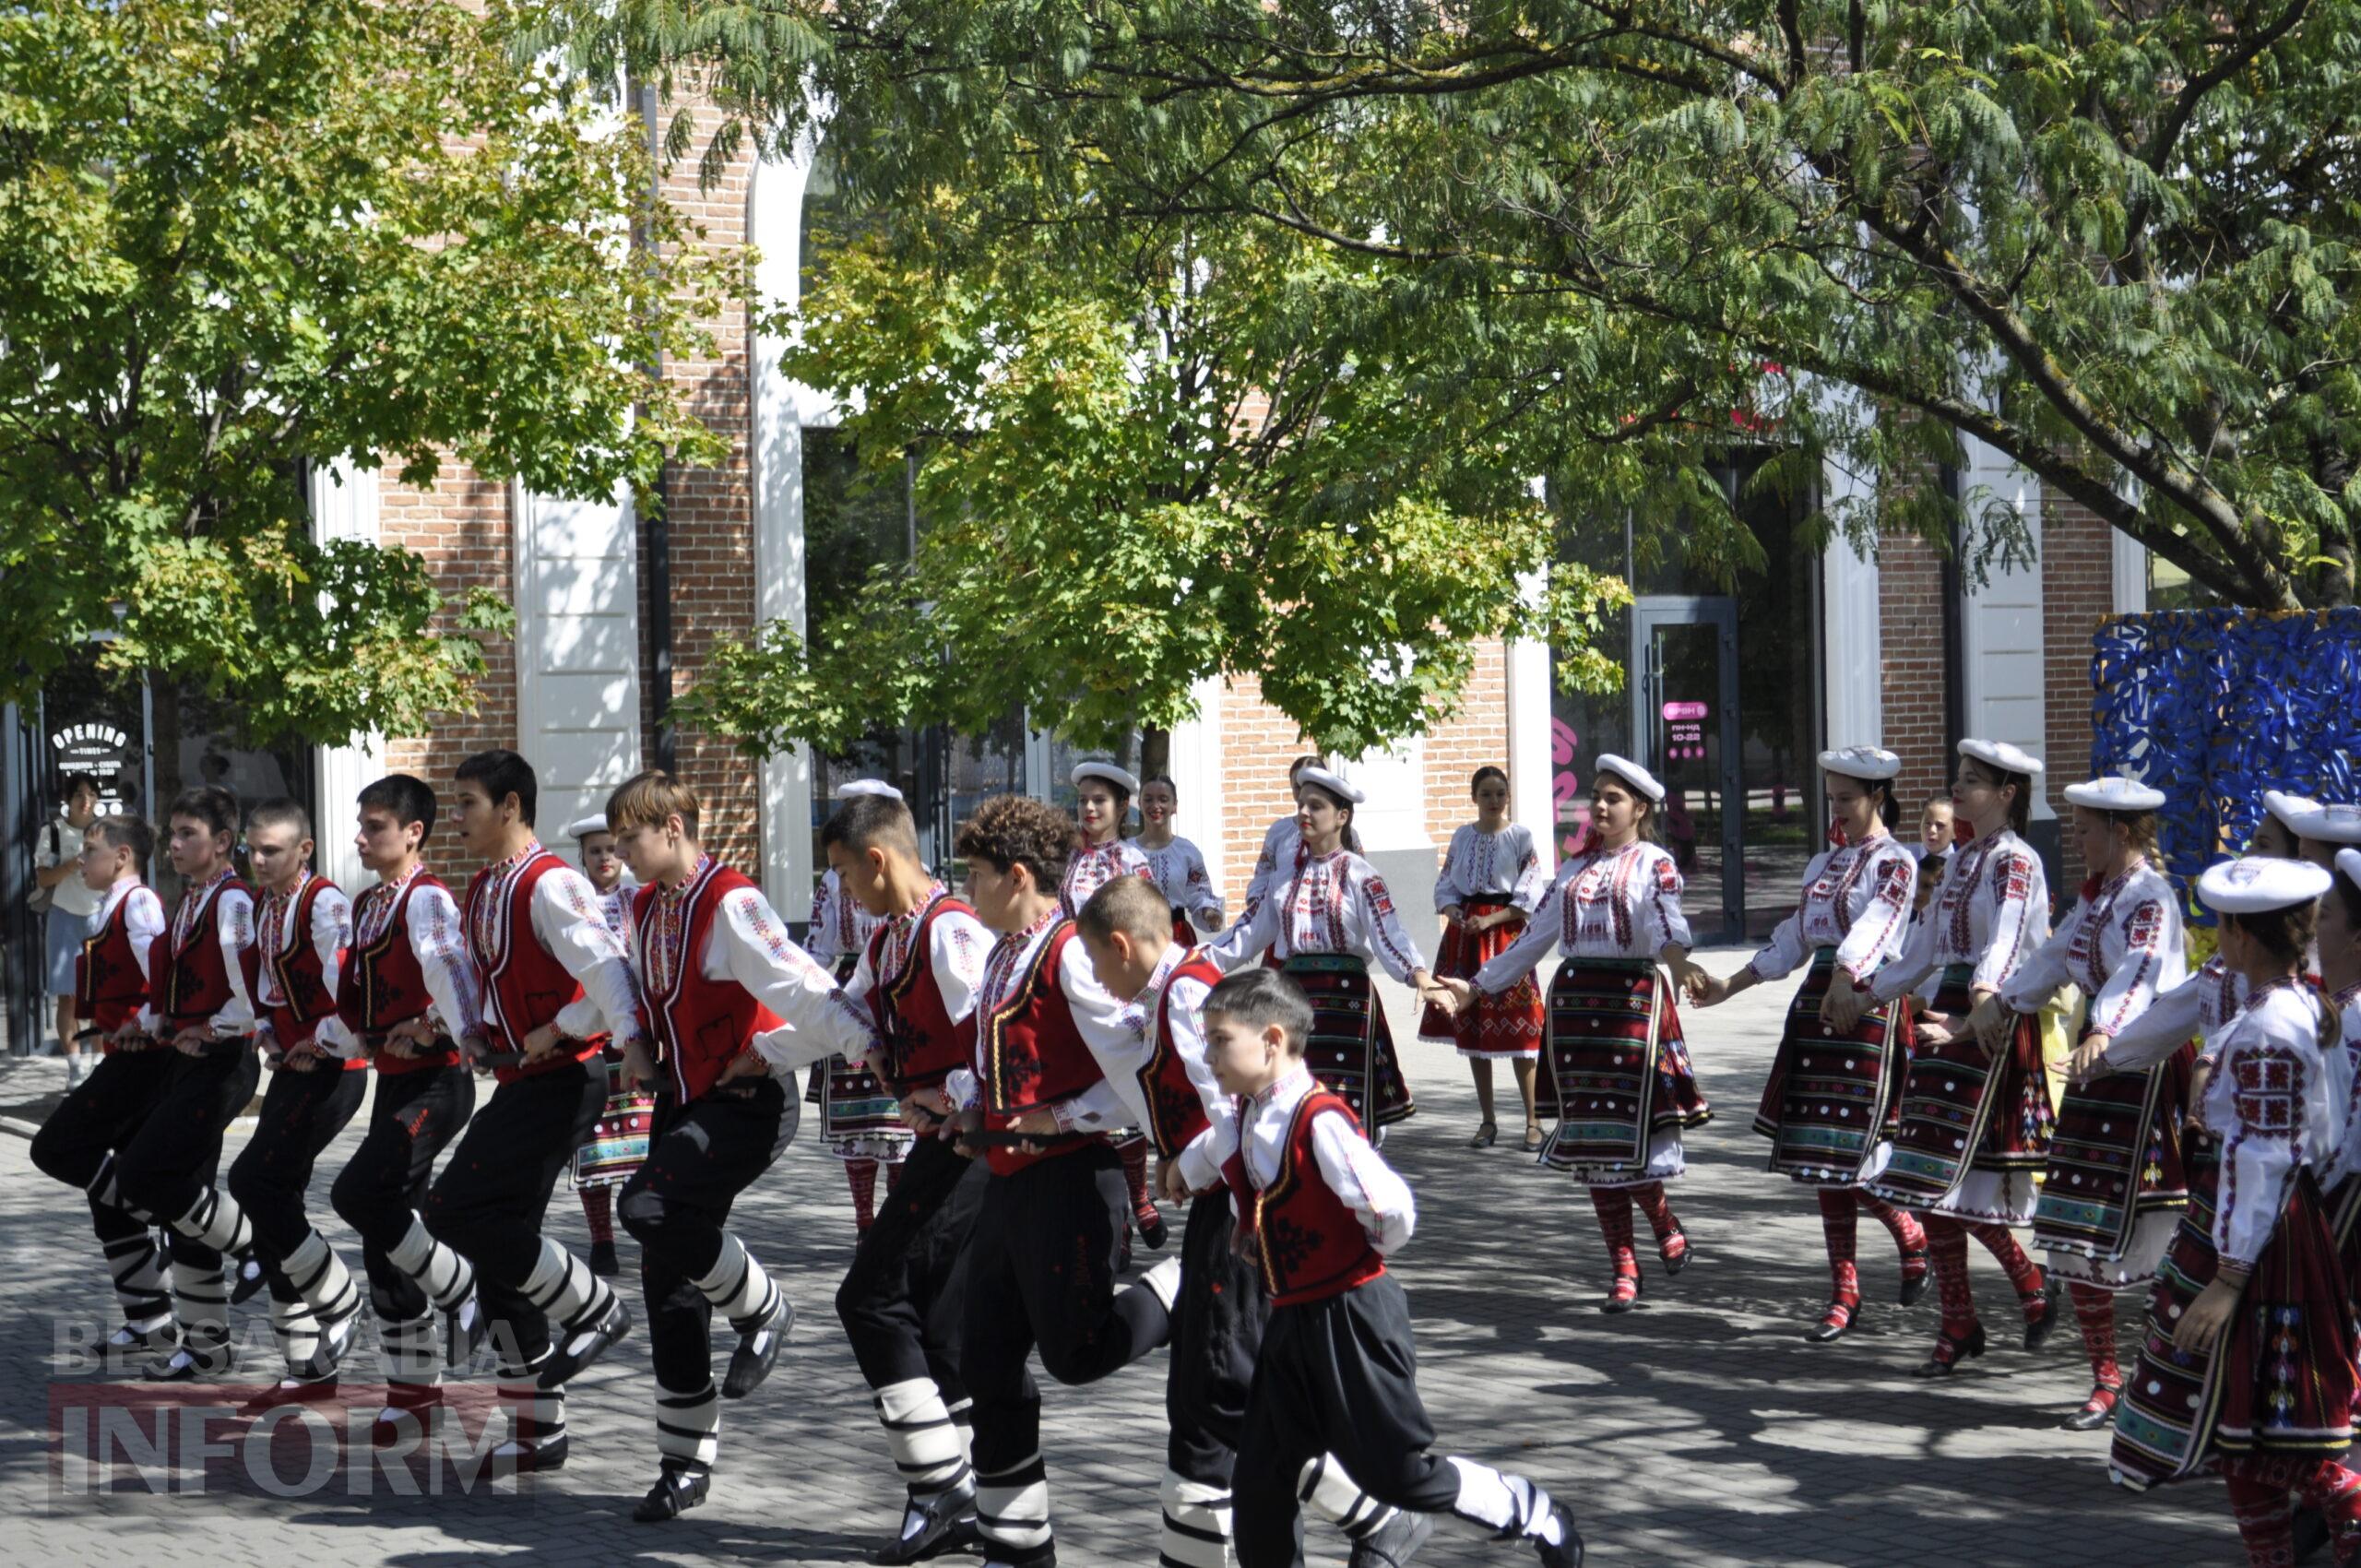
[868,893,979,1090]
[77,885,157,1043]
[979,920,1104,1175]
[261,876,356,1064]
[1227,1088,1387,1307]
[158,874,258,1034]
[635,861,783,1104]
[465,850,605,1082]
[338,872,460,1074]
[1137,947,1226,1158]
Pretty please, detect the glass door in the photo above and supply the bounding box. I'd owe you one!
[1631,598,1741,943]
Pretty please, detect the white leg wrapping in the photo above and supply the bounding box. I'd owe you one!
[281,1230,360,1325]
[1136,1255,1183,1313]
[381,1312,441,1387]
[1445,1457,1563,1545]
[172,1254,230,1348]
[174,1187,253,1254]
[494,1378,565,1456]
[975,1453,1053,1556]
[520,1236,610,1334]
[102,1228,172,1328]
[656,1380,720,1474]
[1298,1454,1398,1538]
[1158,1467,1234,1568]
[270,1291,324,1369]
[388,1217,473,1312]
[875,1377,969,1493]
[695,1233,780,1329]
[89,1154,157,1224]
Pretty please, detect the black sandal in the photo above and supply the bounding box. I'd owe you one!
[1469,1122,1498,1149]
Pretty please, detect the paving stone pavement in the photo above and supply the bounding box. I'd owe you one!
[0,948,2242,1565]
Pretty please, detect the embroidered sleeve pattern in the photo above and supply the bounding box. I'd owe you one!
[2091,899,2171,1039]
[2216,1038,2304,1266]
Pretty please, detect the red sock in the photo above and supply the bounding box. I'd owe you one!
[1964,1221,2046,1318]
[1631,1181,1683,1254]
[1857,1191,1926,1256]
[580,1184,614,1245]
[2225,1474,2297,1568]
[1118,1136,1157,1229]
[1817,1188,1862,1304]
[1926,1217,1978,1335]
[846,1158,879,1232]
[2067,1282,2120,1389]
[1590,1188,1638,1275]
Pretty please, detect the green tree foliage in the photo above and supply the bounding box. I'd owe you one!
[0,0,730,744]
[578,0,2361,626]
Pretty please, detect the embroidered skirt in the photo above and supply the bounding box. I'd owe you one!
[1870,963,2053,1224]
[2036,1039,2194,1290]
[2110,1147,2355,1491]
[1534,957,1710,1185]
[1418,901,1545,1060]
[1283,953,1416,1128]
[574,1052,654,1190]
[1750,948,1907,1187]
[802,954,911,1163]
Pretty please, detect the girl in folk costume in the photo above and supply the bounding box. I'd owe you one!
[1969,777,2192,1430]
[1235,753,1323,928]
[2312,849,2361,1332]
[29,815,177,1355]
[603,771,883,1523]
[1694,747,1928,1342]
[1135,774,1225,945]
[564,813,648,1277]
[1422,766,1552,1153]
[1445,754,1711,1313]
[1208,766,1444,1134]
[809,781,908,1237]
[1867,739,2058,1376]
[1062,759,1167,1251]
[2108,858,2361,1568]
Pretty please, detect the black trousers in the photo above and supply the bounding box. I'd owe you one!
[330,1063,477,1323]
[1169,1186,1267,1485]
[113,1044,263,1268]
[1232,1274,1461,1568]
[228,1061,368,1262]
[836,1130,987,1397]
[30,1049,181,1310]
[617,1076,794,1392]
[961,1143,1172,1481]
[421,1059,605,1370]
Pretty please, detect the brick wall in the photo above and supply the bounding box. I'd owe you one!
[1879,532,1952,818]
[2042,493,2116,889]
[1216,676,1315,909]
[1420,638,1512,847]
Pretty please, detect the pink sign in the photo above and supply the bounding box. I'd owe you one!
[1661,700,1708,722]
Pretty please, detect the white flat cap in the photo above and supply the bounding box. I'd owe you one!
[1070,761,1140,796]
[564,814,609,841]
[1296,765,1367,805]
[837,779,904,802]
[1593,753,1666,803]
[2062,777,2165,814]
[2289,802,2361,847]
[1819,746,1902,782]
[2198,855,2331,915]
[2339,847,2361,897]
[1958,738,2044,777]
[2263,790,2322,835]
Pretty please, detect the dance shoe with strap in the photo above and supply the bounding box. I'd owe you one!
[1912,1322,1987,1378]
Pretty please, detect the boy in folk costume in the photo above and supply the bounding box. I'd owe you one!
[565,811,650,1277]
[809,781,908,1237]
[1205,968,1583,1568]
[824,787,993,1562]
[925,793,1182,1568]
[420,749,647,1473]
[1076,873,1436,1568]
[323,773,492,1443]
[225,799,369,1409]
[602,770,883,1523]
[110,785,269,1379]
[30,815,175,1355]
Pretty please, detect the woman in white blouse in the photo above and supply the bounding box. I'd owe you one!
[1971,778,2190,1430]
[1867,739,2058,1376]
[1133,775,1224,944]
[1421,766,1551,1151]
[1442,754,1710,1314]
[1208,766,1448,1132]
[2108,859,2361,1568]
[1696,747,1926,1343]
[1232,753,1322,929]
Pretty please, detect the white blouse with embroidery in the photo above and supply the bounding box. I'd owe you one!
[808,868,883,968]
[2001,860,2186,1039]
[1193,1063,1417,1253]
[2203,980,2337,1266]
[1471,840,1691,994]
[1869,828,2052,1004]
[1432,823,1549,915]
[1206,849,1428,983]
[2104,954,2248,1072]
[1238,815,1303,924]
[1059,836,1153,921]
[467,844,645,1045]
[1138,837,1225,932]
[1744,836,1917,989]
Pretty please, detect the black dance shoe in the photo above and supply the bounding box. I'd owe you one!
[1804,1299,1861,1344]
[290,1310,358,1384]
[536,1296,632,1389]
[1138,1210,1169,1251]
[872,1476,979,1564]
[445,1292,490,1369]
[1896,1247,1931,1306]
[2022,1282,2061,1353]
[1348,1510,1433,1568]
[1530,1503,1584,1568]
[490,1431,568,1474]
[632,1464,710,1522]
[229,1251,270,1306]
[1658,1230,1691,1276]
[1597,1272,1643,1314]
[1911,1322,1987,1377]
[722,1293,794,1400]
[2061,1382,2122,1432]
[239,1376,338,1415]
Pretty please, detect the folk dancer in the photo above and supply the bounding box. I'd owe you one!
[810,781,907,1235]
[565,812,647,1277]
[1062,759,1165,1252]
[1135,773,1226,946]
[1420,766,1549,1152]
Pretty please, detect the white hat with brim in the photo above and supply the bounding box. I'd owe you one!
[2338,847,2361,898]
[2062,777,2165,814]
[1070,761,1140,797]
[2264,790,2322,835]
[1593,753,1666,803]
[1296,766,1366,805]
[2289,802,2361,847]
[1958,738,2044,778]
[1818,746,1902,783]
[2198,855,2331,915]
[837,779,904,802]
[564,814,610,841]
